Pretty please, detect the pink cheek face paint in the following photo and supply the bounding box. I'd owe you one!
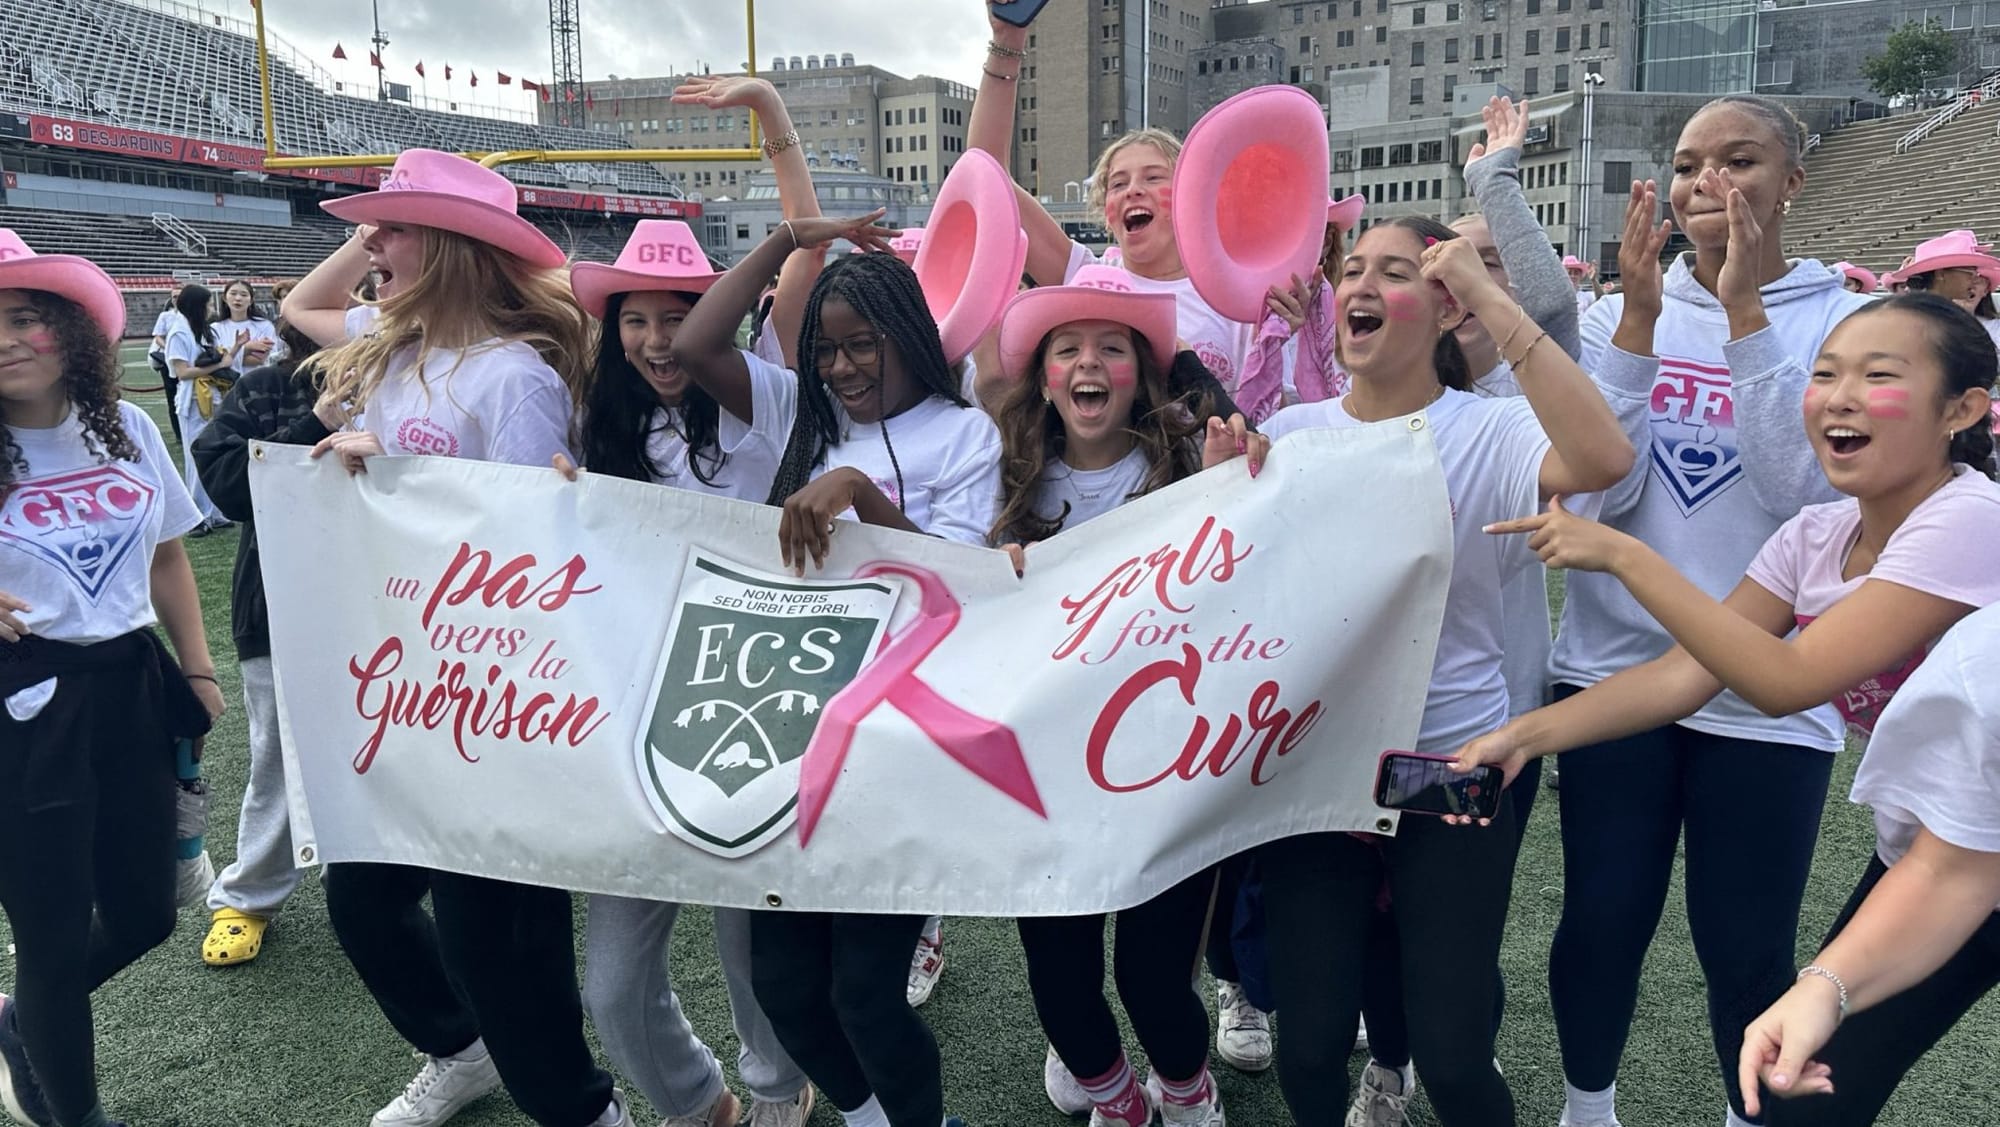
[1105,358,1138,390]
[22,328,56,355]
[1044,359,1069,393]
[1382,290,1427,323]
[1866,387,1912,421]
[1802,384,1826,418]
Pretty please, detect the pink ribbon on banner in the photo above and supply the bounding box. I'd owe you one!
[795,562,1045,846]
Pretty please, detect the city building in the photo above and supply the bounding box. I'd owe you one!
[696,167,927,263]
[1013,0,1212,195]
[568,54,972,199]
[1757,0,2000,100]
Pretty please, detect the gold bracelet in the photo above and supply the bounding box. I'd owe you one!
[1504,329,1548,368]
[762,128,801,159]
[1497,307,1532,353]
[982,66,1017,82]
[988,40,1028,59]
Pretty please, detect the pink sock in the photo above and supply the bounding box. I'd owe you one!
[1076,1055,1149,1127]
[1157,1064,1214,1107]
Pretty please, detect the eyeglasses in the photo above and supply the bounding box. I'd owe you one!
[814,332,884,370]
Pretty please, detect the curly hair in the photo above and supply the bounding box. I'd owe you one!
[764,253,967,507]
[1,291,138,502]
[988,328,1206,547]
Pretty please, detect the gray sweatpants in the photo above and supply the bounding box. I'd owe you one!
[583,895,807,1114]
[205,656,302,917]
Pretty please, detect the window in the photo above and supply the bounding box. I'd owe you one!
[1447,2,1461,18]
[1294,5,1305,22]
[1581,24,1591,48]
[1443,73,1458,99]
[1409,77,1425,103]
[1198,60,1208,74]
[1433,178,1443,199]
[1555,63,1571,91]
[1353,0,1361,14]
[1418,140,1444,162]
[1229,56,1240,70]
[1411,41,1425,65]
[1526,29,1540,54]
[1527,0,1540,12]
[1445,37,1459,62]
[1523,65,1539,94]
[1377,0,1388,11]
[1300,35,1312,52]
[1338,28,1356,46]
[735,224,750,241]
[1388,143,1414,164]
[1360,145,1386,168]
[1474,36,1486,59]
[1557,26,1570,50]
[1377,24,1388,42]
[1558,0,1572,10]
[1599,21,1610,43]
[1335,149,1355,171]
[1413,5,1427,24]
[1491,32,1504,56]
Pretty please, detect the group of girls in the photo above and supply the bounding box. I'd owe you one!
[158,279,282,534]
[7,3,2000,1125]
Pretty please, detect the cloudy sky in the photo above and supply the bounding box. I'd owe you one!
[225,0,992,105]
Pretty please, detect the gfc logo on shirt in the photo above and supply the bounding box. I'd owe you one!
[1650,356,1741,517]
[0,466,156,601]
[395,416,461,458]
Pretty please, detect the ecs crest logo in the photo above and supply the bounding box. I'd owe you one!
[635,553,899,858]
[0,466,157,601]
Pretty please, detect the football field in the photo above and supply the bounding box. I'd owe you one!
[3,352,1990,1126]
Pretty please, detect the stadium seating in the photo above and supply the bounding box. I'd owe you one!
[1789,100,2000,277]
[0,0,682,197]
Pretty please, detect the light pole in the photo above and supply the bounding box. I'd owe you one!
[1576,69,1607,271]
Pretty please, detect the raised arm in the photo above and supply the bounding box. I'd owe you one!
[1587,181,1677,517]
[1463,97,1580,358]
[1715,185,1843,515]
[968,4,1079,285]
[1423,237,1633,497]
[669,213,896,421]
[282,229,373,346]
[674,75,824,370]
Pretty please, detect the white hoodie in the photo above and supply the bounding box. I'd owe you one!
[1551,255,1875,751]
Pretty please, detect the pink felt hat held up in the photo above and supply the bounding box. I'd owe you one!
[1172,85,1331,325]
[998,264,1178,382]
[1328,194,1365,233]
[1561,254,1589,273]
[570,220,724,318]
[911,150,1028,366]
[1832,261,1880,293]
[322,149,566,269]
[1900,230,2000,287]
[0,228,126,342]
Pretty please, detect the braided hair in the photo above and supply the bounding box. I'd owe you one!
[764,253,968,507]
[579,291,727,485]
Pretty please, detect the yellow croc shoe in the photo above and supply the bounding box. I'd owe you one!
[202,909,269,966]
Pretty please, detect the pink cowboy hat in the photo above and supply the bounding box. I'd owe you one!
[322,149,565,269]
[1328,194,1365,232]
[911,150,1028,366]
[1172,85,1331,325]
[1900,229,2000,287]
[999,264,1178,381]
[1561,254,1590,273]
[570,220,723,318]
[0,228,125,342]
[1832,261,1879,292]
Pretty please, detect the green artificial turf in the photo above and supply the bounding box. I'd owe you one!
[2,354,1991,1125]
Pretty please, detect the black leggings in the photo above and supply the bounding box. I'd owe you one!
[0,669,177,1127]
[1362,756,1545,1068]
[1765,855,2000,1126]
[1260,805,1521,1127]
[1549,691,1832,1118]
[749,911,940,1127]
[325,864,613,1126]
[1018,867,1217,1083]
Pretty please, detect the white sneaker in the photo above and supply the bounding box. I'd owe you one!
[746,1087,814,1127]
[1044,1045,1093,1117]
[1144,1072,1226,1127]
[369,1042,503,1127]
[906,930,944,1007]
[1355,1015,1371,1053]
[591,1088,628,1126]
[1213,981,1272,1073]
[1557,1114,1623,1127]
[1345,1061,1414,1127]
[663,1088,740,1127]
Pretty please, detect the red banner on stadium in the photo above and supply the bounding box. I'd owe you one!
[21,113,697,217]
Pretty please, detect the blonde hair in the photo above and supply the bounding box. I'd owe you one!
[313,228,590,422]
[1086,128,1185,218]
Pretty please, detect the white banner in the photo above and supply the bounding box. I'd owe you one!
[255,422,1453,916]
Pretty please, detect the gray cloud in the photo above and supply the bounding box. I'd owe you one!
[251,0,989,96]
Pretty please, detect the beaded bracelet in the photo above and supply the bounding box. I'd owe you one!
[1798,965,1849,1022]
[988,40,1029,59]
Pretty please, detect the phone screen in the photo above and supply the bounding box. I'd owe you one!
[1375,753,1502,819]
[992,0,1054,27]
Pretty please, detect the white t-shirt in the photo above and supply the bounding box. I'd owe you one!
[1035,447,1152,534]
[1851,600,2000,907]
[1066,242,1258,396]
[0,401,201,645]
[164,318,215,373]
[1745,467,2000,739]
[1264,390,1550,753]
[150,308,180,346]
[345,306,574,467]
[217,315,285,363]
[1471,357,1554,717]
[642,351,796,501]
[817,395,1002,547]
[1982,318,2000,356]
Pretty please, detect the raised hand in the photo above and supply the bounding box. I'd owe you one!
[1265,273,1312,335]
[672,74,781,116]
[1466,95,1529,170]
[1716,180,1773,337]
[1202,414,1267,475]
[783,210,899,255]
[1616,179,1674,317]
[1419,235,1503,311]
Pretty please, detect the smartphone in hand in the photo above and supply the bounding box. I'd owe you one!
[1373,751,1503,820]
[992,0,1054,27]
